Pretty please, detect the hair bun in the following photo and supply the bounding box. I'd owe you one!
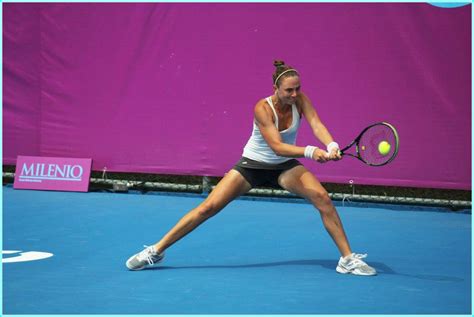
[273,60,285,67]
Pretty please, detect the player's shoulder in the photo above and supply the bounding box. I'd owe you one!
[296,91,311,105]
[254,98,274,122]
[254,98,272,113]
[295,92,311,114]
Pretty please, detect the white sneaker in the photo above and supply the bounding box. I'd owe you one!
[336,253,377,276]
[126,245,165,271]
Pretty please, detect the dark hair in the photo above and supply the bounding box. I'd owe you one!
[272,60,299,87]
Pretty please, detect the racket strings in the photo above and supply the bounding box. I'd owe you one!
[358,124,398,165]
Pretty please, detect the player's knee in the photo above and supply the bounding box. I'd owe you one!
[308,189,332,208]
[196,201,220,219]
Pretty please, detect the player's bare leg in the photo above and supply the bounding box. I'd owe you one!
[278,165,376,275]
[154,170,251,253]
[126,170,251,270]
[278,165,351,256]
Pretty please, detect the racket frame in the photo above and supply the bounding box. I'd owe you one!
[339,122,399,166]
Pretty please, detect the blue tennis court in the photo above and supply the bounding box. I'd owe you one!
[2,185,471,314]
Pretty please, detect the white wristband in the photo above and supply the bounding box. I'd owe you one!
[327,142,339,153]
[304,146,318,159]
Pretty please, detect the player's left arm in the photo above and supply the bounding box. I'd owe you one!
[298,92,341,160]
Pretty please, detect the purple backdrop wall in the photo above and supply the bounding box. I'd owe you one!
[3,3,471,189]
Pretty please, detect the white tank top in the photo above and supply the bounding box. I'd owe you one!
[242,96,300,164]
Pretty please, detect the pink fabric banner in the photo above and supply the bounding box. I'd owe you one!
[3,3,471,189]
[14,156,92,192]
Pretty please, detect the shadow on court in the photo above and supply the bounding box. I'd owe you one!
[153,258,338,271]
[152,259,465,282]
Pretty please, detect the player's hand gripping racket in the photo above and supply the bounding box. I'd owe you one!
[339,122,399,166]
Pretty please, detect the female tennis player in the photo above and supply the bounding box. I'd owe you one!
[126,61,376,276]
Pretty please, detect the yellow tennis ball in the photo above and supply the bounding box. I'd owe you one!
[378,141,391,156]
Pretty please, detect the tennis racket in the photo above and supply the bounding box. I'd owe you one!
[339,122,399,166]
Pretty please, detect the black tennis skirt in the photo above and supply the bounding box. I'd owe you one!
[232,157,302,188]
